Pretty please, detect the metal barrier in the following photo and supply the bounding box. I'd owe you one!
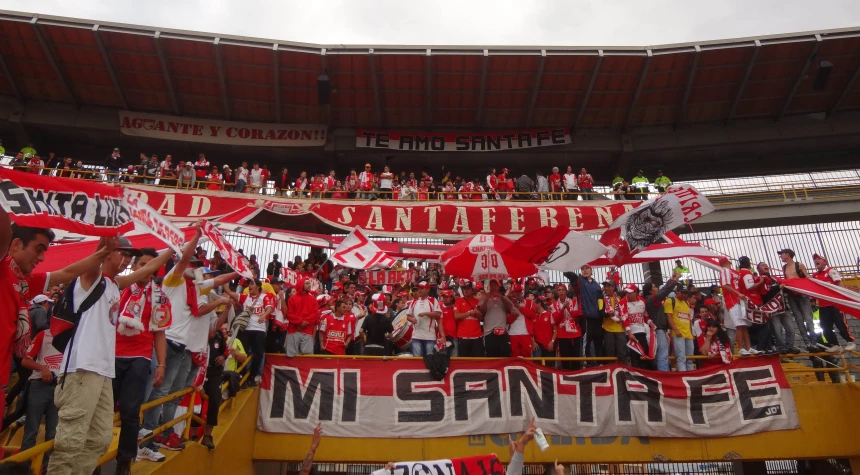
[1,355,252,472]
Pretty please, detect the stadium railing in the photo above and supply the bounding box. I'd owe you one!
[1,355,252,472]
[3,163,860,205]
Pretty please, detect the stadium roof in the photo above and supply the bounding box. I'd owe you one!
[0,10,859,131]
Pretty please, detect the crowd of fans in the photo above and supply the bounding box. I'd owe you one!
[4,143,672,201]
[0,159,855,474]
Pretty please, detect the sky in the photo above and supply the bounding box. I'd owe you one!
[4,0,860,47]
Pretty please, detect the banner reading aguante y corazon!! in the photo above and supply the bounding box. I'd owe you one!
[356,128,571,152]
[119,111,326,147]
[258,356,799,438]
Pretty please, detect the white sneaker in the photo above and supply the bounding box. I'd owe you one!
[845,342,856,351]
[138,428,153,439]
[826,345,841,353]
[747,348,762,355]
[738,348,750,357]
[137,447,166,462]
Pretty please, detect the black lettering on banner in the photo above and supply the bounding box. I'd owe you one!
[487,135,501,151]
[615,371,664,424]
[269,368,335,420]
[0,182,33,214]
[361,131,375,147]
[70,194,89,223]
[341,370,359,422]
[399,135,414,150]
[506,367,555,419]
[732,368,783,421]
[551,128,566,144]
[93,196,106,226]
[503,133,516,149]
[395,372,445,423]
[536,130,550,146]
[453,371,502,421]
[54,192,72,216]
[685,373,733,426]
[517,132,532,148]
[415,135,430,151]
[431,136,445,150]
[455,136,469,151]
[472,136,486,151]
[560,370,610,425]
[376,133,390,148]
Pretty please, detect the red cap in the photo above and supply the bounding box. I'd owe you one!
[511,284,524,292]
[474,282,484,291]
[718,256,730,265]
[460,279,473,287]
[623,283,638,293]
[441,289,455,298]
[416,281,430,289]
[812,253,826,262]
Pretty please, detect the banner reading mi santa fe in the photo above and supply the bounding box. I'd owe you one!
[357,128,571,152]
[119,111,326,147]
[258,357,799,438]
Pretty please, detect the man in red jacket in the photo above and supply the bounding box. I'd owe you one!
[285,277,320,357]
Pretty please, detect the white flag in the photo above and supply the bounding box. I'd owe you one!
[331,227,395,270]
[540,230,609,272]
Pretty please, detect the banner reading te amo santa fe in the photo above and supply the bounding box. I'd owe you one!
[119,111,326,147]
[258,356,799,438]
[357,128,571,152]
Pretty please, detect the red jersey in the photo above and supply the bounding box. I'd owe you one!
[441,304,457,339]
[310,181,325,192]
[320,313,354,355]
[739,269,763,306]
[533,310,556,348]
[812,267,842,307]
[486,174,498,190]
[720,268,741,309]
[549,173,563,191]
[0,257,30,388]
[116,282,172,359]
[578,173,594,188]
[454,297,482,338]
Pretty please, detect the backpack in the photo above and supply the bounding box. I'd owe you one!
[50,277,106,354]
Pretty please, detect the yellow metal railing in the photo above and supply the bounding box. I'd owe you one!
[2,355,252,472]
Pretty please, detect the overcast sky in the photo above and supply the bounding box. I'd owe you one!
[5,0,860,46]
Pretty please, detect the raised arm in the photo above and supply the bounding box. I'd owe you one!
[49,245,114,287]
[171,222,203,278]
[115,249,175,290]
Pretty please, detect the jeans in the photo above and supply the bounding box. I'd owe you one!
[235,179,247,193]
[751,322,774,351]
[580,187,593,200]
[22,379,58,468]
[655,329,671,371]
[411,339,436,357]
[239,330,266,379]
[819,306,854,345]
[769,312,794,348]
[672,337,695,372]
[113,357,151,462]
[142,343,192,449]
[785,293,815,345]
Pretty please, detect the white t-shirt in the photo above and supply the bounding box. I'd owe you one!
[379,173,394,189]
[60,277,121,378]
[409,297,441,340]
[28,330,62,380]
[250,169,263,186]
[351,304,365,337]
[236,167,249,182]
[563,173,577,190]
[241,293,274,332]
[164,269,214,352]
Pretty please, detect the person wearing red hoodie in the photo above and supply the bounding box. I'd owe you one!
[285,277,320,357]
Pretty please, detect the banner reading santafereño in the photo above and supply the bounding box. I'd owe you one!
[356,128,571,152]
[119,111,326,147]
[258,356,799,438]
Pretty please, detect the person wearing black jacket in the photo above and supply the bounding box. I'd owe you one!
[642,272,679,372]
[105,147,123,181]
[200,303,232,450]
[267,255,283,280]
[563,266,604,363]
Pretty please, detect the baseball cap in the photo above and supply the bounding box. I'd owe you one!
[511,284,524,292]
[460,279,473,287]
[812,253,826,262]
[718,256,730,265]
[113,147,120,151]
[777,248,795,258]
[31,294,51,305]
[201,267,221,277]
[116,237,142,257]
[416,281,430,289]
[704,298,720,307]
[441,289,455,298]
[601,280,615,287]
[623,283,638,293]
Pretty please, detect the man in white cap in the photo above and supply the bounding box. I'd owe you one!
[29,294,53,335]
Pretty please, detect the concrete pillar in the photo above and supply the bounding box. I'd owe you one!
[642,261,663,285]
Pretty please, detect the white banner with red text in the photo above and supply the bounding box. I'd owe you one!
[122,191,186,254]
[357,270,416,286]
[258,356,798,438]
[356,128,571,152]
[119,111,326,147]
[371,456,505,475]
[200,220,252,278]
[0,167,133,236]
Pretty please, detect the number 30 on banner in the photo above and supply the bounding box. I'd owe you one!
[480,253,499,269]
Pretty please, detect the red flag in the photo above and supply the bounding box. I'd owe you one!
[331,227,396,270]
[778,277,860,316]
[627,326,657,359]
